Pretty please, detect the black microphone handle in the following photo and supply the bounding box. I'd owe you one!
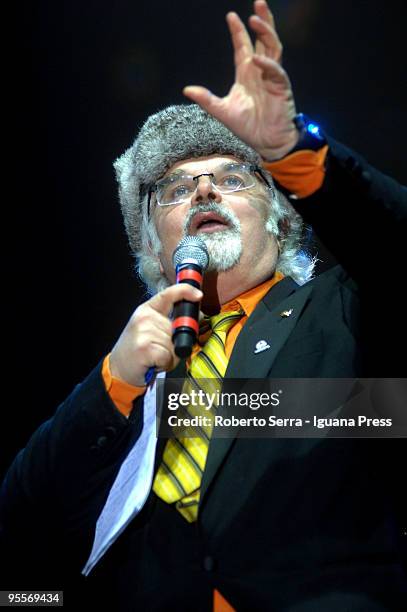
[172,261,204,358]
[173,298,200,358]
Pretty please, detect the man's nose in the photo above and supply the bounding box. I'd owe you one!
[191,176,222,205]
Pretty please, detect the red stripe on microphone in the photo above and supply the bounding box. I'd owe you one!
[172,317,199,334]
[177,269,203,284]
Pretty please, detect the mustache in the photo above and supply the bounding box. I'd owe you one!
[183,202,241,235]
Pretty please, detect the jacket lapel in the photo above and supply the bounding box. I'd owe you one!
[199,276,314,509]
[227,276,312,379]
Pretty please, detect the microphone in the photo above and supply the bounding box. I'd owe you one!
[172,236,209,358]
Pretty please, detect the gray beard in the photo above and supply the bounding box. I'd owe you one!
[197,228,242,271]
[183,202,242,272]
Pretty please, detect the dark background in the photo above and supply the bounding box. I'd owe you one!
[3,0,406,474]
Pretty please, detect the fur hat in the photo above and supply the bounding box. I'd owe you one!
[113,104,262,252]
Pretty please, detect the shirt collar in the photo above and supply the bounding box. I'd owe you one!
[220,271,285,317]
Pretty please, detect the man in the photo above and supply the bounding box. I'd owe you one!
[1,1,406,610]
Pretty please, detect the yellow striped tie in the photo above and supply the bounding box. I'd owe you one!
[153,309,243,522]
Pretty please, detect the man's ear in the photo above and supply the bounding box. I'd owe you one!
[146,239,165,275]
[145,232,166,275]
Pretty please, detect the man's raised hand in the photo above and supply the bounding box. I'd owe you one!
[183,0,299,161]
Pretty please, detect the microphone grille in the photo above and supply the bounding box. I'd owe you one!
[173,236,209,270]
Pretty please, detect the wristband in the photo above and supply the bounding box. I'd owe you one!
[289,113,327,153]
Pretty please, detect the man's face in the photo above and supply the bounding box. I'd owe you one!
[151,154,279,288]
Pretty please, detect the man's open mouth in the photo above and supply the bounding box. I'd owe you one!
[191,212,230,234]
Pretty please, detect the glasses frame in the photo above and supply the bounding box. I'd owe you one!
[146,164,273,217]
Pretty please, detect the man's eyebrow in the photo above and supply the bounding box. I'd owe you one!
[164,161,240,179]
[161,168,187,181]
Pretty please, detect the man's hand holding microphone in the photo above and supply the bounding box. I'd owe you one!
[109,237,208,387]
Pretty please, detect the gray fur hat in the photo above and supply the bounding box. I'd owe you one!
[113,104,262,253]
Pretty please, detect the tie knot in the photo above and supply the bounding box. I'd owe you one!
[210,309,244,332]
[198,308,244,346]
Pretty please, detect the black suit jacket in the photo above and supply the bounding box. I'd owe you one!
[1,139,406,611]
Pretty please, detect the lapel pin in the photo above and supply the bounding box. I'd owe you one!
[280,308,293,318]
[254,340,271,354]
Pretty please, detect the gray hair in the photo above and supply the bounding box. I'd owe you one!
[113,104,316,295]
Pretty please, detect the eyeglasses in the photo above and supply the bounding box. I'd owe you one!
[147,162,273,216]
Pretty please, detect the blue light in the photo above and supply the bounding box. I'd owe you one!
[307,123,320,135]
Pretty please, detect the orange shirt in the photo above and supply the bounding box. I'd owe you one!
[263,145,328,198]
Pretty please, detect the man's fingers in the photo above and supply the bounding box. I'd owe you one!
[251,54,290,89]
[149,342,179,373]
[254,0,276,30]
[249,14,282,62]
[226,11,254,70]
[148,283,203,317]
[255,39,266,57]
[133,319,173,344]
[252,1,282,62]
[183,86,217,108]
[183,86,226,123]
